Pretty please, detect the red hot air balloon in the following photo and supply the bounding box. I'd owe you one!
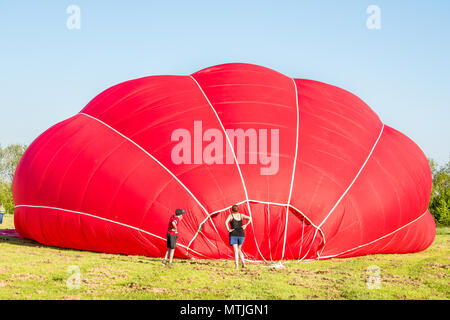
[12,63,435,261]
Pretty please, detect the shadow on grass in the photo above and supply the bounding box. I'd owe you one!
[0,229,178,264]
[0,231,52,249]
[0,229,113,257]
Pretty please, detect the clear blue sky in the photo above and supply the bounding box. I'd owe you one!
[0,0,449,165]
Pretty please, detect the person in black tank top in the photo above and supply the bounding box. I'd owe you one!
[225,204,252,269]
[229,214,245,237]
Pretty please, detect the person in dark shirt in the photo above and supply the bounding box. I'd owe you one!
[162,208,185,265]
[225,204,252,269]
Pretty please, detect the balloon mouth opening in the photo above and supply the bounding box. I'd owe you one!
[187,200,324,261]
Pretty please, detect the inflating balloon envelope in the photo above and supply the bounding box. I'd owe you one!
[12,63,435,261]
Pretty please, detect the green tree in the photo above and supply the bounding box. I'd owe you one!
[0,144,27,183]
[0,144,27,214]
[0,182,14,214]
[428,158,450,226]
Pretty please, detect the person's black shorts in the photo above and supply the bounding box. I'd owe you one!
[167,233,178,249]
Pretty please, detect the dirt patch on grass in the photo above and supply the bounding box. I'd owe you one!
[426,262,449,270]
[314,270,328,274]
[380,273,424,287]
[0,266,11,274]
[122,281,172,294]
[10,273,45,281]
[62,295,81,300]
[287,277,314,289]
[0,279,11,287]
[426,272,448,279]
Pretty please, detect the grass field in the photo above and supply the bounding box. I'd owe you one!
[0,213,448,300]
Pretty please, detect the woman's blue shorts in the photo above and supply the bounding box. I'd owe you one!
[229,236,245,246]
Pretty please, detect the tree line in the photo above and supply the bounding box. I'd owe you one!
[1,144,449,226]
[428,158,450,225]
[0,144,27,214]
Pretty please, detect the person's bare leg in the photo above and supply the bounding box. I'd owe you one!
[169,248,175,263]
[238,244,246,268]
[232,244,239,269]
[162,250,169,264]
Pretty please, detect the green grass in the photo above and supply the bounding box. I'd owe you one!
[0,213,448,300]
